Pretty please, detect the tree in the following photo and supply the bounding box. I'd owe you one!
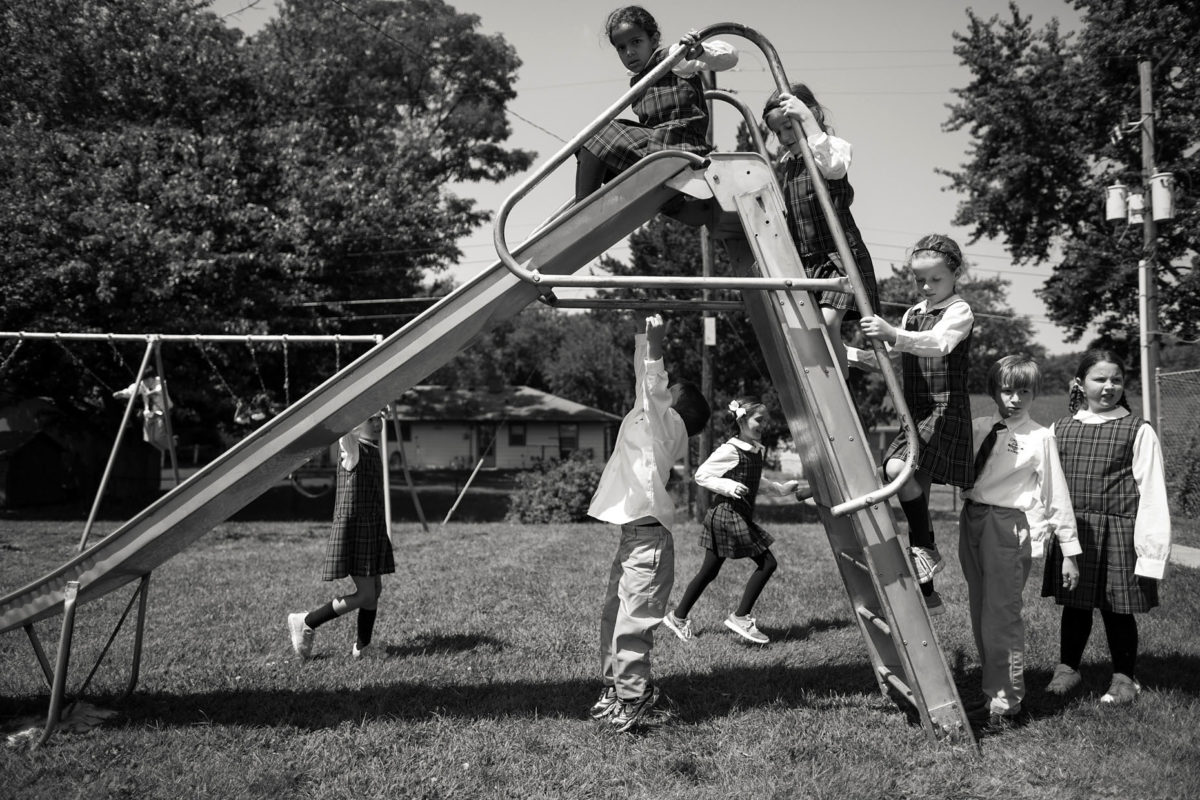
[941,0,1200,365]
[0,0,533,438]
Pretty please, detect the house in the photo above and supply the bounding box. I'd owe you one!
[0,397,159,507]
[385,385,621,470]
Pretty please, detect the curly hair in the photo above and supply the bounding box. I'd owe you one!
[605,5,660,45]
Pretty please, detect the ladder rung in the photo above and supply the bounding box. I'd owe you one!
[838,550,869,573]
[878,666,914,702]
[856,605,891,636]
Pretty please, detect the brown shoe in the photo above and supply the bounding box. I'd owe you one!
[1045,663,1082,695]
[1100,673,1141,704]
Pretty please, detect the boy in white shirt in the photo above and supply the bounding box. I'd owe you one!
[959,355,1081,729]
[586,314,710,733]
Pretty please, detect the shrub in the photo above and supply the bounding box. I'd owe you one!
[506,452,605,523]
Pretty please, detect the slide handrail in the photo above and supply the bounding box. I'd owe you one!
[697,23,919,517]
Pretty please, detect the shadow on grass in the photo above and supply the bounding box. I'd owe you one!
[385,632,506,658]
[112,659,894,732]
[13,650,1200,738]
[759,615,854,642]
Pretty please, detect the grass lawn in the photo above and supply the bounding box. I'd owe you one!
[2,513,1198,799]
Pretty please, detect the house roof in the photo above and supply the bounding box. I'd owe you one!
[392,385,621,423]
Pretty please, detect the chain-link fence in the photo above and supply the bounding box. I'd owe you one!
[1157,368,1200,520]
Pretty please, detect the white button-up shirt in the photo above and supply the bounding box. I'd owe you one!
[587,334,687,531]
[963,412,1081,559]
[695,437,794,499]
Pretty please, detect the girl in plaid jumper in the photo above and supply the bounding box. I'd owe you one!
[1041,350,1171,704]
[664,397,800,645]
[847,234,975,616]
[762,84,880,373]
[288,414,395,661]
[574,6,737,201]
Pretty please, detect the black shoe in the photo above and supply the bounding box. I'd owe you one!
[609,684,660,733]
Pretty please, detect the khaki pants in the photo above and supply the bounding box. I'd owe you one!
[958,501,1032,714]
[599,523,674,701]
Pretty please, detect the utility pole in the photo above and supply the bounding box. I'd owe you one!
[1138,59,1161,430]
[697,69,716,520]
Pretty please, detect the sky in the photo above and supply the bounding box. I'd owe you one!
[212,0,1088,353]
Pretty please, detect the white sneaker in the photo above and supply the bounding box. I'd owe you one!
[662,610,694,643]
[288,613,314,660]
[352,642,387,660]
[724,613,769,644]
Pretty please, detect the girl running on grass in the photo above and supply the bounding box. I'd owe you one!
[664,396,800,645]
[1041,350,1171,704]
[288,413,395,661]
[574,5,737,201]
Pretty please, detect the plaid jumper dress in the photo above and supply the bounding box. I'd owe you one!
[1042,414,1157,612]
[700,443,774,559]
[883,302,974,487]
[779,155,879,320]
[583,47,711,174]
[322,440,395,581]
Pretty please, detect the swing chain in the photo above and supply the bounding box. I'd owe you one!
[195,339,240,403]
[282,336,291,407]
[0,339,24,374]
[108,336,136,378]
[55,337,114,392]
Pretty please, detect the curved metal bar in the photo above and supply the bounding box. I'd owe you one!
[696,23,918,517]
[704,89,769,158]
[493,40,693,283]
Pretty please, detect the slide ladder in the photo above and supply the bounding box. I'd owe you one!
[706,153,973,743]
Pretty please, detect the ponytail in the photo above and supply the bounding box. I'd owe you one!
[1067,383,1085,414]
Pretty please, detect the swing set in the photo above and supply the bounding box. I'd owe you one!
[0,331,431,551]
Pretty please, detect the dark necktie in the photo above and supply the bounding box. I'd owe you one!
[972,421,1006,484]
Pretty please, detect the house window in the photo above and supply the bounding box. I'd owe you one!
[508,422,526,447]
[558,423,579,459]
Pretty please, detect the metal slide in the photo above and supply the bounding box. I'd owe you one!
[707,153,972,743]
[0,152,705,636]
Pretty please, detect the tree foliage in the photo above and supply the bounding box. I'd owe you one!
[941,0,1200,363]
[0,0,532,439]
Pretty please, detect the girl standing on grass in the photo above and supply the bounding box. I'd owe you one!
[1041,350,1171,704]
[289,413,395,661]
[847,234,975,616]
[663,397,799,645]
[762,83,879,373]
[574,6,738,201]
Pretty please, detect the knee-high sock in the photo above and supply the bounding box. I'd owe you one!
[305,602,341,629]
[356,608,378,648]
[900,496,934,548]
[1060,606,1093,669]
[1101,609,1138,677]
